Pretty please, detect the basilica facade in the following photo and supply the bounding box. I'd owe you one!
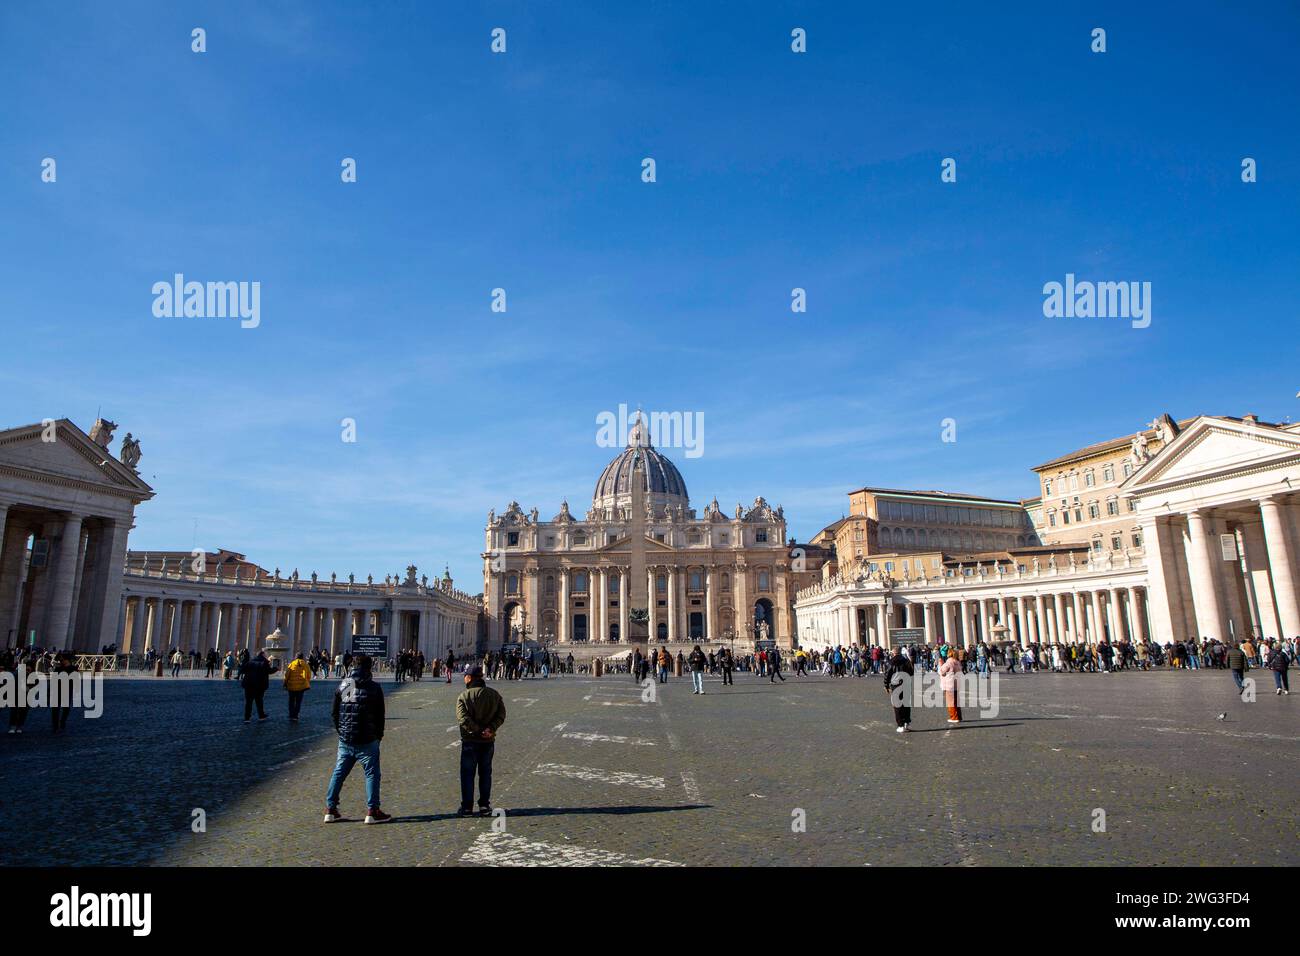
[482,418,819,656]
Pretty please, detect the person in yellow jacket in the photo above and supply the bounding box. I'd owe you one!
[284,652,312,723]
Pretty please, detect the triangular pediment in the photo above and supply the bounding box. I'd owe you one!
[1121,417,1300,491]
[0,420,154,500]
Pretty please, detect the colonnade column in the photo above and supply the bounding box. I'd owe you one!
[1184,510,1226,643]
[559,569,570,643]
[1258,496,1300,639]
[667,568,677,641]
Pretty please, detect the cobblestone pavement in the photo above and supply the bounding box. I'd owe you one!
[1,669,1295,866]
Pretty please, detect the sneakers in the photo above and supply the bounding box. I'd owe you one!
[947,718,961,724]
[323,807,342,823]
[455,807,474,818]
[364,808,392,825]
[478,805,493,817]
[896,725,908,733]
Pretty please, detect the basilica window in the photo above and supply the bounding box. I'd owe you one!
[756,529,768,543]
[574,533,587,545]
[758,571,770,591]
[656,574,666,593]
[721,572,730,589]
[507,574,519,594]
[689,571,703,591]
[574,572,588,593]
[545,536,554,547]
[688,531,702,545]
[507,532,520,546]
[545,575,554,594]
[609,576,619,595]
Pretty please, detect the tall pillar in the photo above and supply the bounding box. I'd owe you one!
[167,598,182,649]
[1106,588,1124,642]
[128,596,147,653]
[1185,509,1227,643]
[1013,596,1027,647]
[1258,496,1300,639]
[921,602,935,645]
[87,517,133,653]
[65,525,91,647]
[1240,519,1281,639]
[42,512,84,649]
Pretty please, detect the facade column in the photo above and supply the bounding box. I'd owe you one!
[1106,588,1123,642]
[876,603,888,647]
[647,567,656,641]
[595,569,607,642]
[1258,496,1300,639]
[559,569,570,643]
[1185,509,1227,643]
[620,568,630,642]
[921,602,934,646]
[667,568,677,642]
[705,568,716,642]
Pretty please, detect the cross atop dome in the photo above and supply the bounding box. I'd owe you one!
[628,408,652,448]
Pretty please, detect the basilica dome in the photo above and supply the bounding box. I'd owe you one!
[593,417,689,514]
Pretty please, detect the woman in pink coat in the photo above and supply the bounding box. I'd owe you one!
[939,653,962,724]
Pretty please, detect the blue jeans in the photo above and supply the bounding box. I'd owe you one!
[692,671,704,693]
[658,666,668,683]
[1231,669,1245,692]
[460,739,495,809]
[325,739,381,810]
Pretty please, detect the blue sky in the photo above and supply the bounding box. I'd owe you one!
[2,1,1297,589]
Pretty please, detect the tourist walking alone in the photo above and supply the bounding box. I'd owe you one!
[883,647,914,733]
[1270,644,1291,695]
[456,663,506,817]
[769,645,786,682]
[284,650,312,722]
[688,645,707,694]
[939,650,962,724]
[239,650,277,723]
[324,654,390,824]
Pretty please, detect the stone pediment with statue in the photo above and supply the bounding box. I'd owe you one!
[0,417,154,501]
[1122,416,1300,492]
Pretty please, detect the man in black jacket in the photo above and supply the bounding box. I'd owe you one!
[324,655,390,824]
[883,648,915,733]
[240,651,277,723]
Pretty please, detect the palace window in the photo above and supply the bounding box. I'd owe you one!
[1111,535,1122,550]
[1048,510,1057,527]
[884,562,894,572]
[1084,470,1095,487]
[1103,464,1115,482]
[1106,499,1119,517]
[1088,502,1100,519]
[1091,538,1103,552]
[1127,498,1137,512]
[1132,532,1143,548]
[1122,461,1133,478]
[1069,474,1079,491]
[1044,479,1053,496]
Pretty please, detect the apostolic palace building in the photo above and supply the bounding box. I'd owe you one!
[1,409,1298,662]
